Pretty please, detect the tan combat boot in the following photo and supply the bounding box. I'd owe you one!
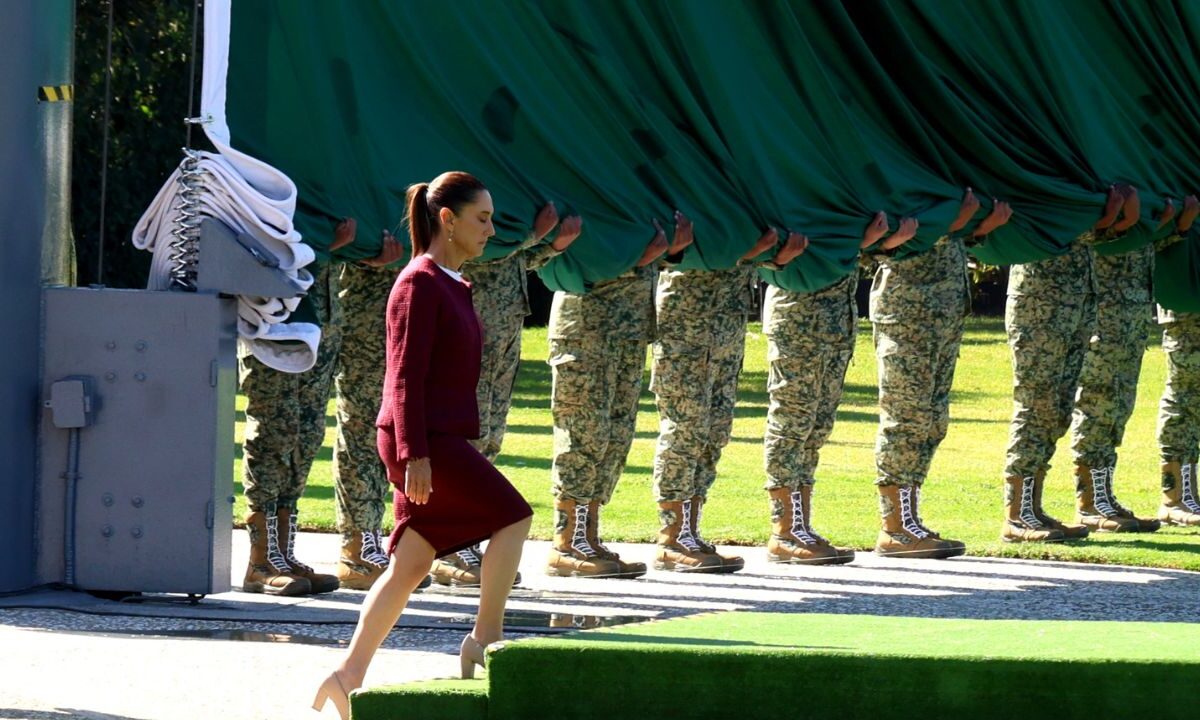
[546,499,623,578]
[654,500,723,573]
[908,485,965,557]
[1158,461,1200,527]
[337,530,389,590]
[1099,466,1160,532]
[277,507,340,593]
[1073,465,1138,533]
[685,496,745,573]
[766,486,850,565]
[242,510,311,596]
[585,500,647,579]
[1001,476,1066,543]
[1030,469,1089,539]
[877,484,968,557]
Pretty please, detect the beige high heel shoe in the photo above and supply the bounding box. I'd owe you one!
[312,670,350,719]
[460,634,487,679]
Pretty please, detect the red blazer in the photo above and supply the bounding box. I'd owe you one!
[376,256,482,462]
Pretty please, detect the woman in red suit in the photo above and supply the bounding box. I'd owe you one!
[314,171,534,719]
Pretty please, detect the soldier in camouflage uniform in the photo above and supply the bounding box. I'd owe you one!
[329,223,408,590]
[870,193,1010,558]
[240,235,346,596]
[430,204,579,586]
[1067,243,1160,533]
[1156,306,1200,526]
[651,226,791,574]
[760,229,858,566]
[1001,185,1140,543]
[546,219,681,579]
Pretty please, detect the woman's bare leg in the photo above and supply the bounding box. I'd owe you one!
[337,529,436,688]
[473,516,532,645]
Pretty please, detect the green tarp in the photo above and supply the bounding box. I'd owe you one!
[225,0,1200,309]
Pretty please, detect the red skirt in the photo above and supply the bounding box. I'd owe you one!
[378,431,533,557]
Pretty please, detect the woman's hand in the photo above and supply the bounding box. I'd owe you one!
[1177,195,1199,234]
[532,202,559,242]
[405,457,432,505]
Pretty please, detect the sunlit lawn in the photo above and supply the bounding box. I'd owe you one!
[234,317,1200,571]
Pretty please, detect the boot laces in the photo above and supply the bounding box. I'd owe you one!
[899,487,930,538]
[1182,464,1200,513]
[264,514,293,573]
[456,544,484,568]
[1103,466,1133,516]
[788,491,821,544]
[677,500,704,552]
[361,531,390,568]
[281,510,315,573]
[1090,467,1119,516]
[1017,477,1046,529]
[570,504,601,557]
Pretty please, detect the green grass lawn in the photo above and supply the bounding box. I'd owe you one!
[234,317,1200,571]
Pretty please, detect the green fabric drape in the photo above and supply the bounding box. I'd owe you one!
[224,0,1200,307]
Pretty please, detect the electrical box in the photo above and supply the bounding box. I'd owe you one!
[38,287,237,595]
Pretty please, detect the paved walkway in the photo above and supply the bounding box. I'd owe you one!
[2,532,1198,719]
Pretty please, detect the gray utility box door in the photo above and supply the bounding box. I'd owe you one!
[39,287,237,595]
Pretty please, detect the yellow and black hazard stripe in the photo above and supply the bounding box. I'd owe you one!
[38,85,74,102]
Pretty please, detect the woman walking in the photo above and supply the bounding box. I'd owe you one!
[313,172,533,719]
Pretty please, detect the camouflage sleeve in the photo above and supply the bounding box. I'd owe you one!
[524,241,562,271]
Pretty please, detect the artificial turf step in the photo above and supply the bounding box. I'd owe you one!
[354,612,1200,720]
[350,678,486,720]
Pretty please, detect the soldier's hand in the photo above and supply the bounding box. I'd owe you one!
[404,457,433,505]
[1113,184,1140,232]
[330,217,357,252]
[773,231,808,266]
[742,227,778,262]
[861,211,888,249]
[668,210,694,255]
[533,202,559,242]
[1178,195,1199,233]
[550,214,582,252]
[1094,184,1122,230]
[1156,198,1177,230]
[637,219,669,267]
[974,199,1013,237]
[882,217,919,250]
[949,188,980,233]
[362,230,404,267]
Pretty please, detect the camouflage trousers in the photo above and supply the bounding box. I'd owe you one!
[763,280,857,491]
[1068,298,1151,469]
[652,313,746,501]
[874,318,963,487]
[240,267,341,513]
[332,263,394,533]
[550,338,647,503]
[471,308,525,463]
[1158,314,1200,465]
[1004,260,1097,478]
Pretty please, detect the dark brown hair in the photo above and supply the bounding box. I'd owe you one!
[404,171,488,259]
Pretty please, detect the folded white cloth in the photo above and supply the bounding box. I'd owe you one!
[130,0,320,373]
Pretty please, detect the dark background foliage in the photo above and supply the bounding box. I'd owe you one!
[72,0,208,289]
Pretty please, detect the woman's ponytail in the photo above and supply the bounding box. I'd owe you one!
[405,182,433,260]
